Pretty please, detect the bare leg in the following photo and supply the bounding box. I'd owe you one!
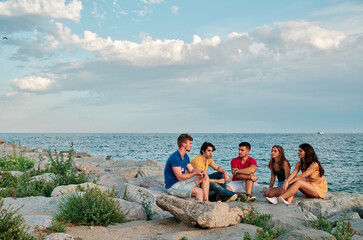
[196,175,209,201]
[191,186,203,201]
[279,180,320,204]
[262,187,282,197]
[234,174,256,195]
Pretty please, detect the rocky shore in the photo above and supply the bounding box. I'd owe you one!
[1,139,362,240]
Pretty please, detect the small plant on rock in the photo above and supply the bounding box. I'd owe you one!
[47,218,67,233]
[310,212,357,240]
[333,212,357,240]
[53,187,125,226]
[138,189,154,221]
[310,215,334,233]
[0,198,44,240]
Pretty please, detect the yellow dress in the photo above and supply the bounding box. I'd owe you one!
[306,167,328,199]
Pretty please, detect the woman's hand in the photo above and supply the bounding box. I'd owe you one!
[282,180,289,193]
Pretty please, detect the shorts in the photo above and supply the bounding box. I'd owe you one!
[166,176,198,199]
[227,180,248,193]
[277,181,284,188]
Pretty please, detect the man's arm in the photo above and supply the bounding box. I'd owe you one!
[172,165,199,181]
[232,165,256,175]
[210,162,230,183]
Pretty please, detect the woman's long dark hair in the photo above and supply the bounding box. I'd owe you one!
[299,143,325,177]
[268,145,290,171]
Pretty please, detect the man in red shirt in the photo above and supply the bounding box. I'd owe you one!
[227,142,258,201]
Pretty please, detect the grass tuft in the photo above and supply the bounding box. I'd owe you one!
[53,187,125,226]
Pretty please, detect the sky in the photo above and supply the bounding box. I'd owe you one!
[0,0,362,133]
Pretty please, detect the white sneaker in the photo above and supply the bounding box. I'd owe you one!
[266,197,278,204]
[226,194,238,202]
[278,197,289,205]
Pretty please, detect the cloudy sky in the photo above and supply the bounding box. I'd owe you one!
[0,0,362,133]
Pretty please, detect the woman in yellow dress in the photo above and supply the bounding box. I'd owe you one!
[266,143,328,205]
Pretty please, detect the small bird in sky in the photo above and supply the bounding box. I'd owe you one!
[3,37,7,40]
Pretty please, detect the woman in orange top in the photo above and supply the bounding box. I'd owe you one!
[266,143,328,205]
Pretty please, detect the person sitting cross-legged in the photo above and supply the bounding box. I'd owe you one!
[227,141,258,202]
[191,142,244,202]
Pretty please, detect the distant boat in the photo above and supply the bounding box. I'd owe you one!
[317,131,324,135]
[352,131,356,134]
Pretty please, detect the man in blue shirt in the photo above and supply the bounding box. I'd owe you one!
[164,134,210,201]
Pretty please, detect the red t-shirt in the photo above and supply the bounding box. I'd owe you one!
[231,156,257,181]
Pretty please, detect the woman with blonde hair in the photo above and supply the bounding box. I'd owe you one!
[266,143,328,205]
[261,145,290,197]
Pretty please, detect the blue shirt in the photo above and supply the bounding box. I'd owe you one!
[164,150,190,189]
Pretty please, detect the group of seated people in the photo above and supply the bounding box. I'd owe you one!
[164,134,328,204]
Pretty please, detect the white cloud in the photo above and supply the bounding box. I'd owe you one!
[11,76,53,92]
[0,0,82,23]
[276,21,346,50]
[54,21,222,65]
[134,9,152,16]
[141,0,164,4]
[171,6,179,15]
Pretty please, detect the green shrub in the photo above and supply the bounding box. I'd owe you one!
[0,143,89,198]
[241,204,273,230]
[0,143,35,171]
[310,212,357,240]
[241,204,286,240]
[47,218,67,233]
[0,198,43,240]
[53,187,125,226]
[310,215,334,233]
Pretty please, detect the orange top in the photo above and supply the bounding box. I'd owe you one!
[306,163,328,199]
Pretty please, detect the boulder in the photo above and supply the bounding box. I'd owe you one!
[277,228,335,240]
[33,159,50,171]
[151,223,259,240]
[114,198,147,221]
[22,152,41,160]
[74,157,111,166]
[108,168,138,178]
[23,215,53,233]
[137,166,164,177]
[6,171,24,177]
[2,196,61,216]
[0,138,6,144]
[34,148,45,153]
[73,152,91,158]
[118,184,172,220]
[350,219,363,236]
[51,182,110,197]
[296,192,363,218]
[46,233,74,240]
[127,175,164,188]
[329,211,361,222]
[74,161,104,175]
[89,172,128,190]
[358,207,363,218]
[30,173,57,182]
[156,195,248,228]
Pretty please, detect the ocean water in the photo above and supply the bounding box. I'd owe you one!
[1,133,362,194]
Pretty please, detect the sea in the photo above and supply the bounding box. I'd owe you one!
[1,133,362,194]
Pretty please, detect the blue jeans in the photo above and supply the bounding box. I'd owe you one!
[208,172,235,201]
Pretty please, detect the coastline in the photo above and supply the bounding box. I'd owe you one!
[1,139,363,240]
